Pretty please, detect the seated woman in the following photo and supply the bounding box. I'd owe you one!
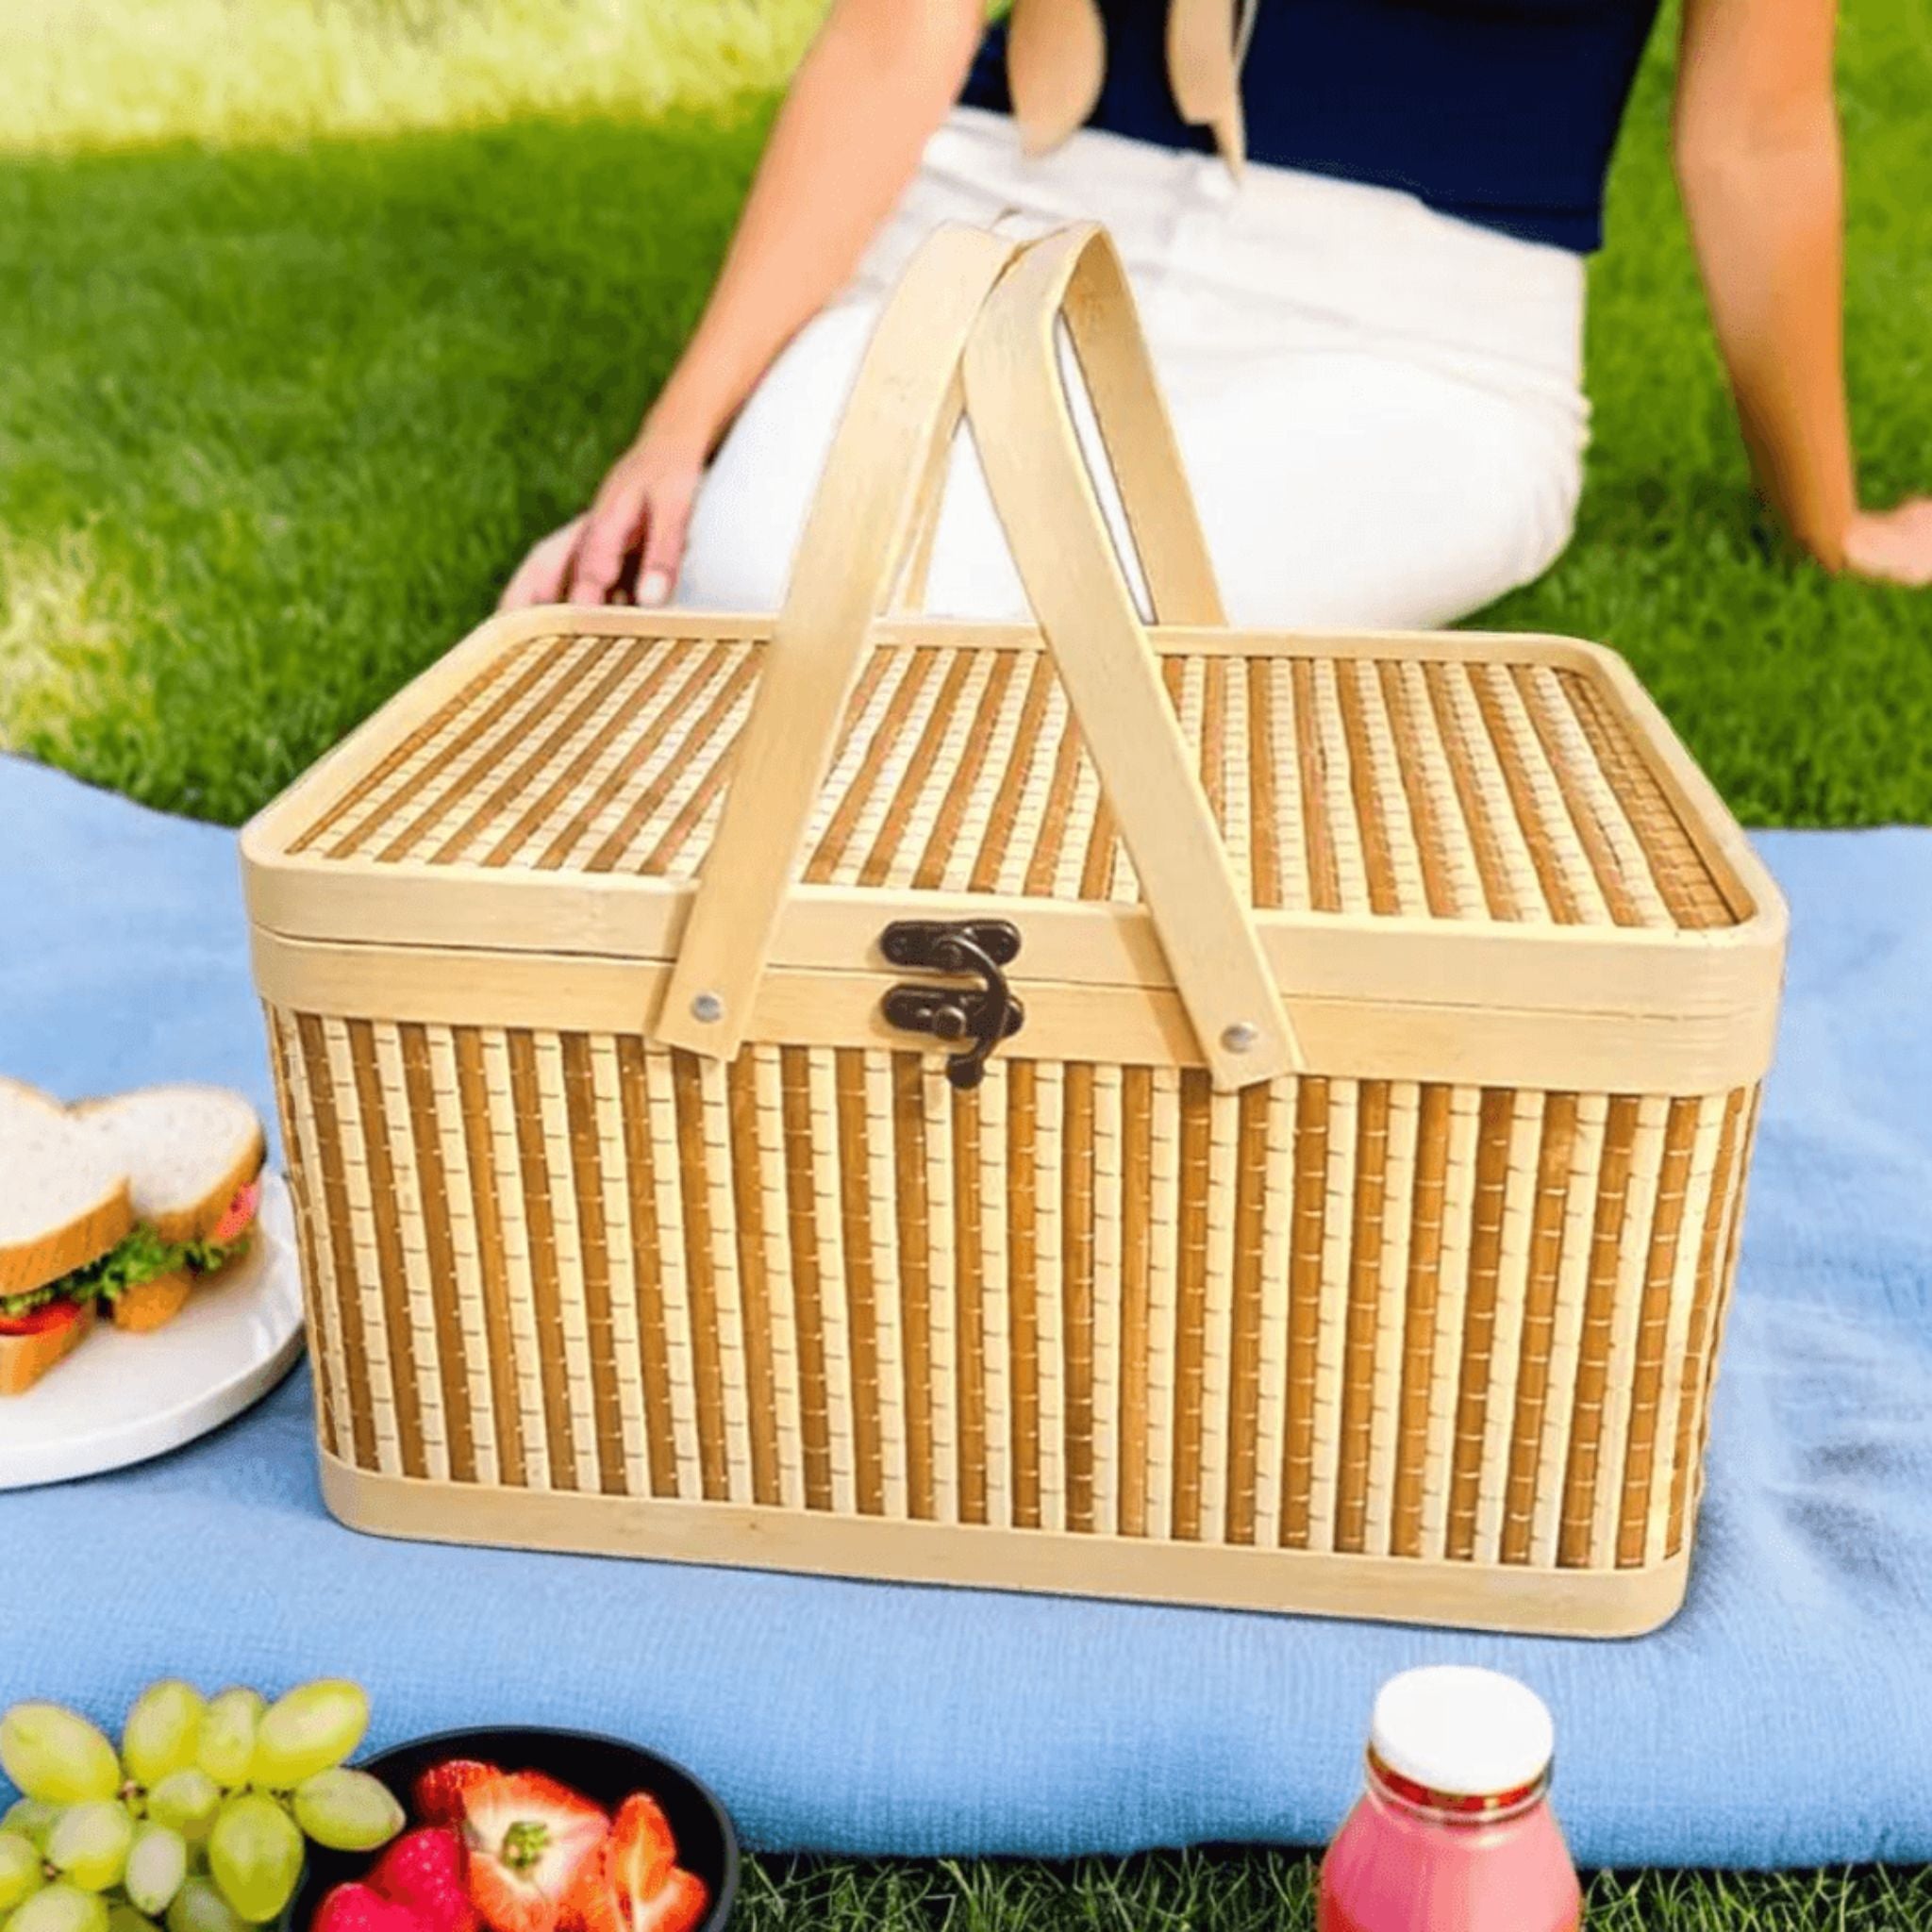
[502,0,1930,625]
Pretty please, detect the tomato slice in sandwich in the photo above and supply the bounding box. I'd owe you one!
[0,1298,86,1338]
[209,1177,262,1247]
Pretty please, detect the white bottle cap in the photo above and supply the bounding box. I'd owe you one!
[1369,1666,1556,1798]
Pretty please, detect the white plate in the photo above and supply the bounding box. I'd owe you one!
[0,1174,305,1490]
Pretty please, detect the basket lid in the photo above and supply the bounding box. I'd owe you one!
[242,608,1785,1093]
[248,611,1759,928]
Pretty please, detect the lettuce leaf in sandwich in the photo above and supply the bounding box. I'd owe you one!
[0,1221,254,1321]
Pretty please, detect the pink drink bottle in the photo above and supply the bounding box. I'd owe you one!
[1319,1667,1582,1932]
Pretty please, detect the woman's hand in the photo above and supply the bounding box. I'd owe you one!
[499,423,707,610]
[497,0,983,614]
[1841,498,1932,588]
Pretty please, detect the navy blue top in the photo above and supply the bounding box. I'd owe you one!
[960,0,1664,252]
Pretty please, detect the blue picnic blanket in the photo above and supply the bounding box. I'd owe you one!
[1,750,1928,1871]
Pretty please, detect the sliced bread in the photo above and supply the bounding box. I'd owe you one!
[110,1271,195,1334]
[0,1080,134,1296]
[72,1085,266,1246]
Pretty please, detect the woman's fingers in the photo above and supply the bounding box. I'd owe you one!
[634,478,695,608]
[1843,498,1932,589]
[500,436,708,610]
[567,456,662,605]
[499,514,590,610]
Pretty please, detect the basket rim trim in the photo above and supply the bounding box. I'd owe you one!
[317,1449,1694,1640]
[253,926,1781,1092]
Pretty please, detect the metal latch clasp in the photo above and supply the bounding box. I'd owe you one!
[878,920,1024,1091]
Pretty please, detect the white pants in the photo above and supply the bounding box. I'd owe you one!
[679,107,1591,630]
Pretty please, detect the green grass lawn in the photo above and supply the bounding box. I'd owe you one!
[4,1,1929,1922]
[733,1850,1932,1932]
[3,0,1928,825]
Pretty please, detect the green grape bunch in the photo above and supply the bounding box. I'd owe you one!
[0,1682,400,1932]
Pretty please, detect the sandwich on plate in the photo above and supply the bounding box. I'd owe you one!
[0,1081,266,1394]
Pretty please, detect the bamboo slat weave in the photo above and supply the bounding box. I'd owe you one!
[284,633,1743,933]
[269,1004,1758,1585]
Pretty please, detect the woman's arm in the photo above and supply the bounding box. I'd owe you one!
[1674,0,1930,585]
[503,0,985,609]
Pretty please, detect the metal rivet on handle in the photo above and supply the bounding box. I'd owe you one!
[691,992,724,1024]
[1222,1021,1260,1054]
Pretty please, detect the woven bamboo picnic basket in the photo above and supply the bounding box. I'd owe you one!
[242,222,1785,1636]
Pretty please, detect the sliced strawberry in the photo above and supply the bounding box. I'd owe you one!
[603,1793,679,1905]
[314,1883,430,1932]
[632,1871,708,1932]
[413,1759,501,1831]
[468,1856,556,1932]
[561,1796,708,1932]
[370,1828,478,1932]
[462,1772,608,1932]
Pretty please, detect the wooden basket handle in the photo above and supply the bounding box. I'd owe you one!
[891,229,1227,628]
[659,220,1298,1089]
[656,224,1027,1058]
[963,224,1300,1087]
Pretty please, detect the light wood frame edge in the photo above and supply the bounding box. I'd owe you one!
[319,1452,1692,1639]
[255,931,1777,1093]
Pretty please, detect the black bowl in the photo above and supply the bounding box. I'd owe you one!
[288,1726,739,1932]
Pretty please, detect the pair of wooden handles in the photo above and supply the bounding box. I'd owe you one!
[657,221,1301,1091]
